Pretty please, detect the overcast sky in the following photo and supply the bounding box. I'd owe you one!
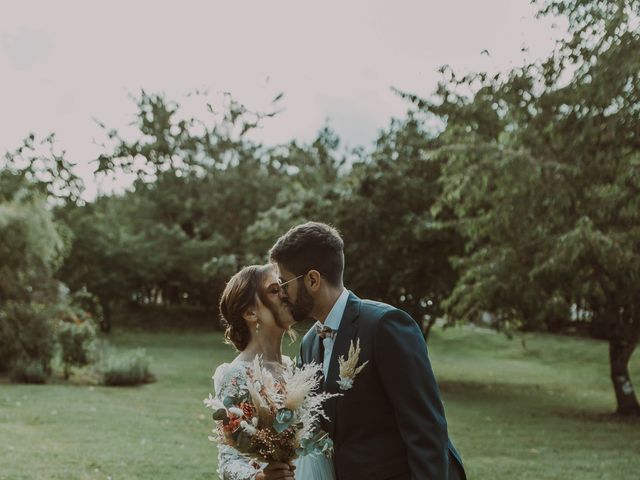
[1,1,562,199]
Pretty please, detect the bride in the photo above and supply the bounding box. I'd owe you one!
[212,264,335,480]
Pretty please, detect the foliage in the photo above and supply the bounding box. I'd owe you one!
[66,91,463,336]
[336,115,462,334]
[100,348,154,386]
[1,133,84,204]
[56,320,97,378]
[0,167,70,379]
[57,93,291,331]
[0,139,83,380]
[55,196,148,331]
[0,302,54,378]
[0,194,67,305]
[397,0,640,413]
[9,358,49,384]
[244,126,348,258]
[69,287,105,325]
[247,118,463,335]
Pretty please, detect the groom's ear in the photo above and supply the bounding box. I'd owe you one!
[306,270,322,292]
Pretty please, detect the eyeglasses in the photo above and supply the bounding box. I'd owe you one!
[278,274,304,293]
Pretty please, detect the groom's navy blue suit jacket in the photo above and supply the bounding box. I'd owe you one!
[299,292,466,480]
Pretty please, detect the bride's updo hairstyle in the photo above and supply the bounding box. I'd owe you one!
[219,264,271,351]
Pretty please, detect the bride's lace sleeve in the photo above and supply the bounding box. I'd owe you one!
[212,363,264,480]
[217,444,261,480]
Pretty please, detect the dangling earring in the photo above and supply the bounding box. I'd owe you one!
[256,321,260,334]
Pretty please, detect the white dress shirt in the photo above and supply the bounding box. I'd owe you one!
[315,288,349,379]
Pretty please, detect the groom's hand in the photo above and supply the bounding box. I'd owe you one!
[259,462,295,480]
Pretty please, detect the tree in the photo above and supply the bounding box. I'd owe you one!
[58,92,291,330]
[0,134,79,373]
[56,196,145,332]
[244,126,348,258]
[1,133,83,204]
[404,0,640,414]
[0,193,65,373]
[336,115,462,338]
[246,119,463,338]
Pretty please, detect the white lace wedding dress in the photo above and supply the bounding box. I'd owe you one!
[212,359,336,480]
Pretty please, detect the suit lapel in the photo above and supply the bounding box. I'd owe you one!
[311,332,323,365]
[324,292,361,439]
[325,292,361,393]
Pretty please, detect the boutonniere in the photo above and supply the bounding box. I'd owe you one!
[337,339,368,391]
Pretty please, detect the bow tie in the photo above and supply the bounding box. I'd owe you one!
[315,324,337,340]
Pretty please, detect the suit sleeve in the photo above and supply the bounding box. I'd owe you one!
[373,309,449,480]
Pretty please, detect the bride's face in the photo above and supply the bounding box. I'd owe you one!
[256,268,295,331]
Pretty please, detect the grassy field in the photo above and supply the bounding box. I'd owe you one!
[1,325,639,480]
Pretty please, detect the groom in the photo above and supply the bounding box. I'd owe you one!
[270,222,466,480]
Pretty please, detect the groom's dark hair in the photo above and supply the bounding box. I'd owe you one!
[269,221,344,286]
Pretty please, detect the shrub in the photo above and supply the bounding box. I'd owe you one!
[9,359,48,384]
[0,194,67,305]
[56,320,97,378]
[69,288,104,326]
[0,303,54,379]
[100,349,155,386]
[67,364,102,386]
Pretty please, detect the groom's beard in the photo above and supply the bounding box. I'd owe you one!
[290,286,314,323]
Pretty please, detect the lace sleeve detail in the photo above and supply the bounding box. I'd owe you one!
[213,363,248,400]
[212,363,265,480]
[217,444,262,480]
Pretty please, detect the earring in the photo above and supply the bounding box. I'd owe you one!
[256,322,260,333]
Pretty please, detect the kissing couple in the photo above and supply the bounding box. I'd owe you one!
[210,222,466,480]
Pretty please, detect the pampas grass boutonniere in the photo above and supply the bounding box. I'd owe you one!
[337,339,368,391]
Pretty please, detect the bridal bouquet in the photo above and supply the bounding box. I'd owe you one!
[204,357,336,463]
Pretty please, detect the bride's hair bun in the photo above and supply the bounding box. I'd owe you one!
[219,264,270,351]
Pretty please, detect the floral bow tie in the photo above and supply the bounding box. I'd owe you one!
[315,323,337,340]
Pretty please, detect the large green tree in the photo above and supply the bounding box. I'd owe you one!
[0,134,79,372]
[405,0,640,414]
[56,195,145,332]
[247,118,463,337]
[59,92,290,330]
[336,115,462,337]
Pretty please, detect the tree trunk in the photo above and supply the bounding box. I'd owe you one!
[423,315,438,342]
[609,334,640,416]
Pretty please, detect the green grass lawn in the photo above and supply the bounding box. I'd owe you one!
[1,325,638,479]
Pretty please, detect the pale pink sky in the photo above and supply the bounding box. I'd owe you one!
[0,0,562,199]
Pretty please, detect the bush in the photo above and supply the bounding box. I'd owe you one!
[0,194,67,305]
[9,359,48,384]
[69,287,104,326]
[52,287,101,378]
[56,320,97,378]
[0,303,54,378]
[100,349,155,386]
